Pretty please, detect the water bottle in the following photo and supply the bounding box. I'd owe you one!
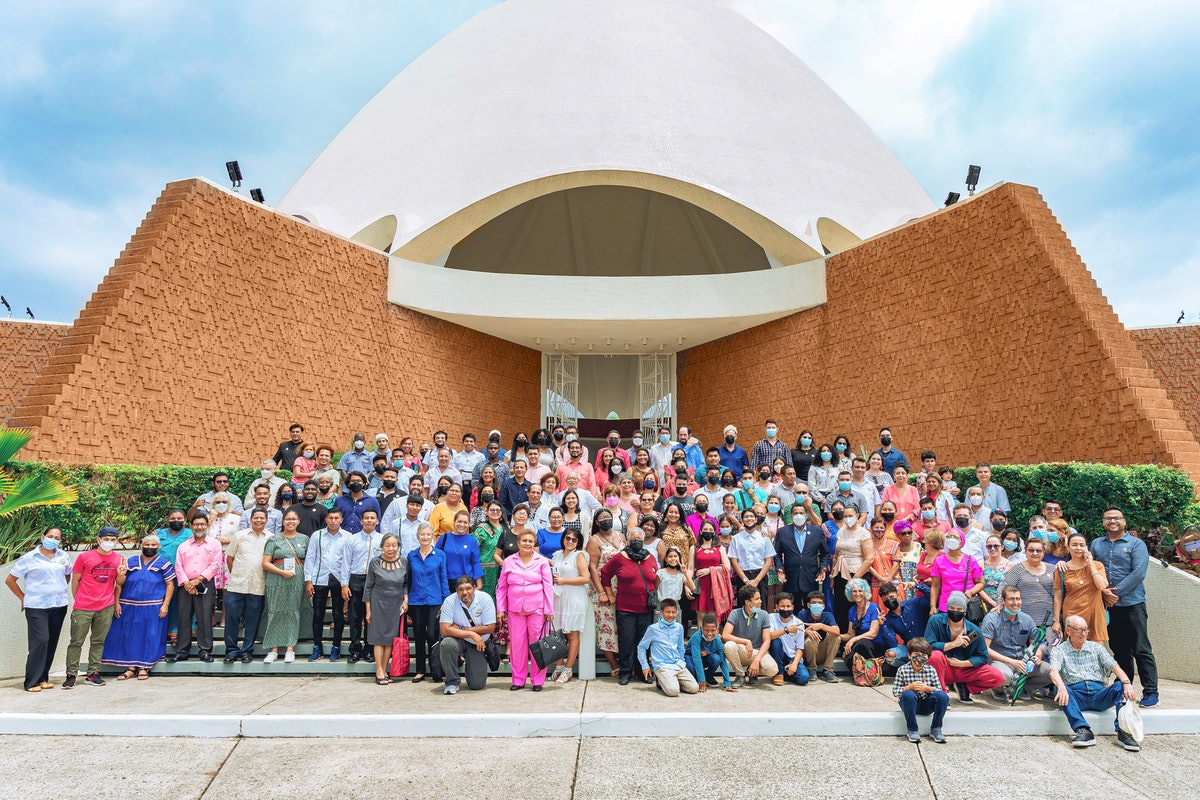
[1024,659,1035,674]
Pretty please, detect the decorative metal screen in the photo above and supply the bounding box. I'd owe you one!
[638,353,674,439]
[543,352,579,430]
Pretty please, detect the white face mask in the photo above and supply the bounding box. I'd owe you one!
[99,540,117,552]
[946,537,962,551]
[632,437,643,446]
[261,469,274,479]
[354,440,365,450]
[214,503,229,513]
[969,495,982,506]
[844,516,858,528]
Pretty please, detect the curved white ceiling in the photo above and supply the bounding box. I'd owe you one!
[277,0,933,259]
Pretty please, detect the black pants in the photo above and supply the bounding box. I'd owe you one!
[616,609,653,680]
[347,574,367,655]
[312,577,345,649]
[851,639,886,660]
[1108,603,1158,693]
[409,604,440,674]
[176,580,215,655]
[832,576,852,633]
[24,605,67,690]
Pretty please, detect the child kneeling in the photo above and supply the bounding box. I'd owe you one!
[637,599,699,696]
[892,637,949,743]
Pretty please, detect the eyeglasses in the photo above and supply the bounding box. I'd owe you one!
[1066,625,1089,633]
[1026,548,1044,554]
[1102,516,1123,522]
[985,544,1001,549]
[214,479,229,484]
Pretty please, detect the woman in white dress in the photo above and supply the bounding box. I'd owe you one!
[551,529,590,684]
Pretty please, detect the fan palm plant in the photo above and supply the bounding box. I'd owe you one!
[0,427,78,561]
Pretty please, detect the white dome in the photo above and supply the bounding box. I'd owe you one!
[278,0,933,262]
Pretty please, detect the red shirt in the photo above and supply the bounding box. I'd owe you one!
[599,551,660,614]
[72,549,123,611]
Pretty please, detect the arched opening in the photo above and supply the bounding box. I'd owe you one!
[351,215,398,252]
[816,217,862,254]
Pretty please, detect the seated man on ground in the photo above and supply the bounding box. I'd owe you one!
[721,584,779,686]
[892,637,949,744]
[687,613,736,692]
[1049,614,1141,752]
[638,598,700,697]
[438,575,497,695]
[767,592,809,686]
[799,590,841,683]
[878,581,926,671]
[924,591,1004,702]
[982,585,1052,700]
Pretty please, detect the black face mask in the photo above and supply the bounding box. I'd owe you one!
[881,512,895,522]
[880,436,892,446]
[992,520,1007,532]
[831,509,845,521]
[553,432,564,442]
[721,479,735,488]
[480,493,494,503]
[167,520,185,532]
[608,438,619,447]
[883,597,899,611]
[348,482,364,492]
[535,435,550,446]
[724,435,735,445]
[374,465,386,474]
[755,514,766,526]
[777,609,793,619]
[700,531,714,541]
[516,439,528,448]
[598,518,613,532]
[382,480,396,489]
[947,610,966,623]
[627,539,642,553]
[695,505,708,515]
[954,517,971,529]
[675,486,688,496]
[142,547,159,557]
[706,473,718,484]
[758,472,770,481]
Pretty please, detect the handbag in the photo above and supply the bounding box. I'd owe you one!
[636,558,659,612]
[460,601,502,671]
[851,652,884,686]
[529,622,569,670]
[389,630,410,677]
[963,555,986,625]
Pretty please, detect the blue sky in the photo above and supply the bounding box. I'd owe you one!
[1,0,1197,327]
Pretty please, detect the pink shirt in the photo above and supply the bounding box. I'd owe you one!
[497,553,554,615]
[556,460,598,498]
[930,552,982,612]
[175,536,225,585]
[71,549,123,612]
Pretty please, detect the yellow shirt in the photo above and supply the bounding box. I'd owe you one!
[429,502,465,537]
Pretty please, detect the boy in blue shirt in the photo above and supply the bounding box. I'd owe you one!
[638,598,699,696]
[686,613,736,692]
[800,590,840,682]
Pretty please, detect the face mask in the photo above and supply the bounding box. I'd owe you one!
[381,480,396,489]
[354,440,365,451]
[835,443,846,453]
[598,518,613,532]
[644,480,655,490]
[480,493,494,503]
[259,468,273,480]
[838,481,851,492]
[142,547,159,557]
[99,540,117,552]
[777,609,793,619]
[701,531,714,541]
[632,437,643,446]
[1003,540,1019,552]
[883,597,899,611]
[214,503,229,513]
[659,434,670,444]
[627,539,642,552]
[809,604,825,616]
[1004,606,1020,618]
[610,463,623,476]
[676,486,688,496]
[42,537,59,551]
[695,503,709,514]
[566,434,577,443]
[800,437,812,447]
[755,514,766,526]
[1030,529,1047,540]
[706,473,718,485]
[1047,532,1060,543]
[280,493,294,503]
[725,435,735,445]
[168,520,186,532]
[719,527,732,536]
[553,431,565,442]
[989,519,1005,532]
[844,516,858,528]
[878,512,894,523]
[969,495,982,506]
[954,517,970,529]
[766,503,780,514]
[831,508,845,521]
[303,450,314,459]
[721,478,734,487]
[880,436,892,446]
[608,438,619,447]
[765,427,777,438]
[909,658,928,671]
[945,537,961,550]
[946,610,966,623]
[742,479,753,489]
[921,509,935,520]
[348,482,364,492]
[820,451,832,462]
[605,496,619,507]
[759,472,771,481]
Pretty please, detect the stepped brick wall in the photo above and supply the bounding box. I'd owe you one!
[678,183,1200,488]
[1130,324,1200,448]
[10,179,542,465]
[1,320,70,426]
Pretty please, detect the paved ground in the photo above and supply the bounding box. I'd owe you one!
[5,734,1197,800]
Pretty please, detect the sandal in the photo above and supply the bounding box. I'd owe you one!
[117,669,136,681]
[375,676,390,686]
[137,669,150,680]
[412,673,425,683]
[556,669,572,685]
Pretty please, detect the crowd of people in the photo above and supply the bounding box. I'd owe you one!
[5,422,1160,749]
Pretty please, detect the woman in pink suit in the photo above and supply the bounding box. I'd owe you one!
[497,530,555,690]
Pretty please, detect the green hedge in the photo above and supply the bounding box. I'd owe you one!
[941,462,1195,538]
[7,463,289,548]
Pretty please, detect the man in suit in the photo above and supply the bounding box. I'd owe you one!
[773,497,831,606]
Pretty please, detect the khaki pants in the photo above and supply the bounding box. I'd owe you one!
[654,664,700,697]
[723,641,779,677]
[803,633,839,672]
[65,607,114,677]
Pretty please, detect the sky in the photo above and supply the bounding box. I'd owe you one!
[0,0,1197,327]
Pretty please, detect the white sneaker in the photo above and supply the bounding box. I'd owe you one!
[444,684,459,695]
[283,652,295,663]
[263,652,278,664]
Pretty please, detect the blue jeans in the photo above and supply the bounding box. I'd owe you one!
[769,640,810,685]
[885,644,909,667]
[224,591,264,656]
[898,689,949,732]
[1061,680,1125,732]
[687,650,724,684]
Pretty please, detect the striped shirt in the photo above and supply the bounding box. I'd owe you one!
[1050,640,1116,685]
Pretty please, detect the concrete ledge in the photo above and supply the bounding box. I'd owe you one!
[2,709,1196,738]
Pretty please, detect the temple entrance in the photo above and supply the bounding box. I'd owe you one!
[542,353,675,455]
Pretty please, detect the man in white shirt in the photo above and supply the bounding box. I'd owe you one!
[452,433,485,489]
[767,592,809,685]
[848,457,882,517]
[423,430,457,469]
[649,426,679,479]
[303,509,350,662]
[224,510,270,663]
[424,448,463,496]
[244,459,287,508]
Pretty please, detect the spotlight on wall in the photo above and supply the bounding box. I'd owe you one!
[250,188,265,203]
[945,192,960,207]
[965,164,981,195]
[25,306,35,320]
[226,161,243,190]
[0,295,10,316]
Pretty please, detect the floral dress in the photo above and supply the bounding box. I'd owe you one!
[981,559,1010,605]
[589,537,620,653]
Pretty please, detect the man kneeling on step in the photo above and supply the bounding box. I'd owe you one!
[637,598,699,696]
[438,575,496,695]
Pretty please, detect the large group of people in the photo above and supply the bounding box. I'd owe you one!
[5,422,1161,750]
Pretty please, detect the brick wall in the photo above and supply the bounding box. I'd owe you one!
[0,320,70,426]
[10,179,542,465]
[678,183,1200,487]
[1130,324,1200,448]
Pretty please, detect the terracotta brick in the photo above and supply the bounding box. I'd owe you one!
[0,321,71,426]
[1130,325,1200,451]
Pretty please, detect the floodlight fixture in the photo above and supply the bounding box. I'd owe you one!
[226,160,243,190]
[966,164,981,195]
[25,306,35,320]
[0,295,10,316]
[250,188,265,203]
[945,192,960,207]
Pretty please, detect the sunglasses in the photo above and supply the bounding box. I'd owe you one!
[985,544,1001,550]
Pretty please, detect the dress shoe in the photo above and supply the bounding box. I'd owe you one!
[223,653,239,664]
[510,683,525,691]
[348,653,360,663]
[531,685,543,692]
[364,653,375,663]
[169,652,191,663]
[199,652,214,663]
[240,653,253,663]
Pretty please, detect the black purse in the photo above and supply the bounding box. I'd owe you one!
[636,558,659,612]
[529,621,569,670]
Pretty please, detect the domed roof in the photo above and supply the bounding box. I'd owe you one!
[277,0,932,260]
